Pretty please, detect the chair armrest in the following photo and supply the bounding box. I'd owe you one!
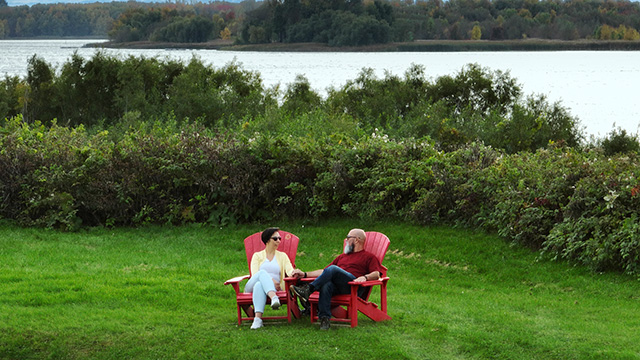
[283,276,299,290]
[348,276,389,287]
[283,276,315,284]
[223,274,250,294]
[224,274,250,285]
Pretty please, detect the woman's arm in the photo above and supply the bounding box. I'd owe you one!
[249,251,263,276]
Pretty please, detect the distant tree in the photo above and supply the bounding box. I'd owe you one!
[150,16,215,43]
[248,25,268,43]
[365,0,394,25]
[597,24,614,39]
[25,56,57,123]
[0,0,7,7]
[220,26,231,40]
[241,0,390,46]
[601,128,640,155]
[0,75,22,120]
[0,19,7,38]
[471,24,482,39]
[281,75,322,116]
[624,26,640,40]
[595,23,640,40]
[108,8,162,42]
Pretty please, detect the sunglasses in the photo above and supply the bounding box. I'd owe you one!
[270,236,282,241]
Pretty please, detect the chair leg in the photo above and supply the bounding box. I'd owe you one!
[310,301,317,323]
[349,285,358,327]
[381,284,387,313]
[242,304,254,318]
[287,294,301,322]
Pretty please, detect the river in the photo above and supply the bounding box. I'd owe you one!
[1,39,639,138]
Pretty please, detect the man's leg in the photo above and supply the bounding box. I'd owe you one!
[315,265,355,320]
[311,265,355,294]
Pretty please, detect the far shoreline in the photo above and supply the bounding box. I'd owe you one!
[85,38,640,52]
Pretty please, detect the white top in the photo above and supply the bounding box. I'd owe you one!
[260,257,281,284]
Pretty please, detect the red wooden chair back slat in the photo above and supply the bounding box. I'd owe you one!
[364,231,390,263]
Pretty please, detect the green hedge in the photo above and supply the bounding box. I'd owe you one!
[1,116,639,275]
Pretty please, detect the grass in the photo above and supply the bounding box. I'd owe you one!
[1,219,639,359]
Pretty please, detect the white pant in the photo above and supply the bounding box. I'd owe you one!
[244,270,277,313]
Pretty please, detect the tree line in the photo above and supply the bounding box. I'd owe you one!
[2,0,640,45]
[107,2,243,43]
[0,1,126,38]
[1,53,584,154]
[0,1,248,40]
[395,0,640,41]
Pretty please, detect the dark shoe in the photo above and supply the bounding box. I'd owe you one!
[320,317,331,330]
[290,283,311,304]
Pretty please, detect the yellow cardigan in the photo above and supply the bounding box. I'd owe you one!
[250,250,294,291]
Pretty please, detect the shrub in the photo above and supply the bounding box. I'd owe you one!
[544,153,640,273]
[454,145,589,248]
[600,127,640,156]
[3,116,640,276]
[0,117,88,230]
[0,75,22,121]
[280,75,323,117]
[11,54,273,130]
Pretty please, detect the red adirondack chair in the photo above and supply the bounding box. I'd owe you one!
[224,231,301,326]
[306,231,392,327]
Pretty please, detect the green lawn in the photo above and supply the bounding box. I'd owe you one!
[1,220,639,359]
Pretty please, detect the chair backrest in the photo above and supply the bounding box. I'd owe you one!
[363,231,390,264]
[244,230,299,276]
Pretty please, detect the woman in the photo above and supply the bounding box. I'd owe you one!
[244,227,295,329]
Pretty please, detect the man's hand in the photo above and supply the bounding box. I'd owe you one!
[354,272,379,282]
[290,269,305,279]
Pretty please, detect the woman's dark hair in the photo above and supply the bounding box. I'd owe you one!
[261,227,280,245]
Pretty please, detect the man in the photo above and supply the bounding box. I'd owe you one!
[290,228,384,330]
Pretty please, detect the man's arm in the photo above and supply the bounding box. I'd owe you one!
[353,271,380,283]
[290,268,323,278]
[305,269,323,278]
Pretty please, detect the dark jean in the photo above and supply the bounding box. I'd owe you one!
[310,265,356,319]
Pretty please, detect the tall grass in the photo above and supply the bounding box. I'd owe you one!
[1,220,638,359]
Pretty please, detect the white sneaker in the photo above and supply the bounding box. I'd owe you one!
[271,297,281,310]
[250,317,263,329]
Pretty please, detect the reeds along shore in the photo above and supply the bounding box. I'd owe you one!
[86,39,640,52]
